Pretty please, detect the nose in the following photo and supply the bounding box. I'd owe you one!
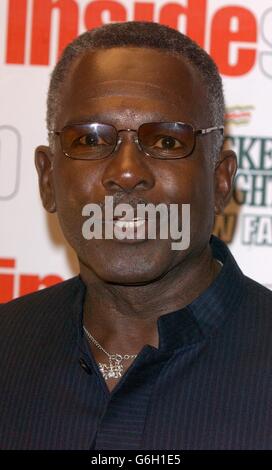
[101,132,155,193]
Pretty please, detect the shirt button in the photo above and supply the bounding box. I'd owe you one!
[79,357,92,375]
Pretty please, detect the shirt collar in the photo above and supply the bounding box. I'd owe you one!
[71,235,246,353]
[157,235,246,351]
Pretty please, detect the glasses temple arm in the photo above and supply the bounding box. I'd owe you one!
[197,126,224,135]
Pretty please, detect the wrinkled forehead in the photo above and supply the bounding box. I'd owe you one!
[58,47,208,127]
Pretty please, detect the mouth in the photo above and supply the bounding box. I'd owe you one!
[100,215,152,243]
[112,217,146,229]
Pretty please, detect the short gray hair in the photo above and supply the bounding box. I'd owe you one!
[47,21,225,165]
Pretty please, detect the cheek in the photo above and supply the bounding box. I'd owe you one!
[53,157,104,207]
[52,157,104,247]
[158,159,214,205]
[158,160,215,239]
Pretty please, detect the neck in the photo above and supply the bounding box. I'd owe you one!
[80,243,222,353]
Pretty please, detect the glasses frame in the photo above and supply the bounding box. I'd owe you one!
[48,121,224,161]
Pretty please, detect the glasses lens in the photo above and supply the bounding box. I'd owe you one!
[60,123,117,160]
[138,122,195,159]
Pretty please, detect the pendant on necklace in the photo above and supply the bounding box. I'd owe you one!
[98,355,124,380]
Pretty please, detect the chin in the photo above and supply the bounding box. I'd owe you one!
[78,239,177,285]
[96,268,165,286]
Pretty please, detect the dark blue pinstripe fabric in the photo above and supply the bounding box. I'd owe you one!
[1,235,272,450]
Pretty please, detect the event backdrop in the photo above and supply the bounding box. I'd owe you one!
[0,0,271,302]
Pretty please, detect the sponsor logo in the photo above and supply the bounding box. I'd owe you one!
[215,133,272,246]
[213,207,238,244]
[225,105,255,126]
[242,214,272,246]
[226,134,272,208]
[0,258,63,303]
[1,0,271,78]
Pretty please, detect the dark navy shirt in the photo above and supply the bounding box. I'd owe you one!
[1,235,272,450]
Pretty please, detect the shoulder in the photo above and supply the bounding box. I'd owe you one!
[0,276,85,391]
[243,275,272,307]
[0,276,83,331]
[238,275,272,336]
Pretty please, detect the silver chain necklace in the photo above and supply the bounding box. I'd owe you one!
[83,325,138,381]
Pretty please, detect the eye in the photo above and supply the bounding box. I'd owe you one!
[153,136,183,150]
[78,133,103,147]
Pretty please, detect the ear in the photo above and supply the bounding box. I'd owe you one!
[214,149,237,214]
[35,145,56,213]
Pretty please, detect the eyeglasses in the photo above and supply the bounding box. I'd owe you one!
[48,121,224,161]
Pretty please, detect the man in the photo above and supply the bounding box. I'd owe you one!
[1,21,272,450]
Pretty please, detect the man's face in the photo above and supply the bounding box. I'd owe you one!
[35,47,236,284]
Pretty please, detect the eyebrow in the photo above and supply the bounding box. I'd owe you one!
[64,115,109,126]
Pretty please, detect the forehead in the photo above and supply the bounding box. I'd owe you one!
[58,47,207,128]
